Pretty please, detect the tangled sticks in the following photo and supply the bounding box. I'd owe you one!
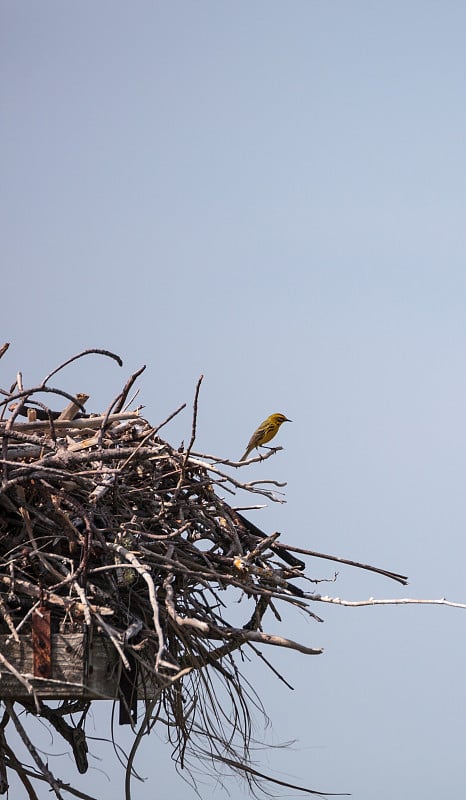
[0,347,406,799]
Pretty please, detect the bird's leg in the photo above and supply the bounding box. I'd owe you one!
[258,446,279,460]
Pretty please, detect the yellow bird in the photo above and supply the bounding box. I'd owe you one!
[239,413,292,462]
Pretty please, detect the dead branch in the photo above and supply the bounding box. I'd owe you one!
[269,543,409,585]
[316,595,466,610]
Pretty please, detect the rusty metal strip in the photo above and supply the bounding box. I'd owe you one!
[32,608,52,678]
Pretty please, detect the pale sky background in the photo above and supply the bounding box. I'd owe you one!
[2,2,466,798]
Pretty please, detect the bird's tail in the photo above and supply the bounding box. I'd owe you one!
[239,449,250,462]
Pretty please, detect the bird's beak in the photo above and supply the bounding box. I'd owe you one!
[285,417,292,423]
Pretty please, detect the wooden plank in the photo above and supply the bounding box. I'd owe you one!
[0,633,84,698]
[0,633,119,700]
[0,632,159,703]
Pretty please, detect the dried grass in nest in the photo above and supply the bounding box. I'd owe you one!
[0,346,404,800]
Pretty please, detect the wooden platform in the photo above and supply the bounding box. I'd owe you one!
[0,631,122,700]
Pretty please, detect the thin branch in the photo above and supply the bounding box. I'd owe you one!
[0,342,10,361]
[316,595,466,610]
[112,365,146,414]
[184,374,203,463]
[5,702,65,800]
[268,543,409,585]
[206,625,324,655]
[211,753,349,796]
[40,348,123,385]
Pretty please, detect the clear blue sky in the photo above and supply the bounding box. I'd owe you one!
[3,2,466,798]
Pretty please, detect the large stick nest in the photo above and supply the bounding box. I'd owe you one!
[0,347,406,800]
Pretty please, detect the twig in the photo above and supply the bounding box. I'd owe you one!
[190,446,281,466]
[40,348,122,386]
[72,582,92,626]
[316,595,466,610]
[210,753,349,797]
[267,543,409,586]
[0,593,19,642]
[4,702,65,799]
[2,749,98,800]
[184,374,203,464]
[93,612,130,670]
[0,343,9,362]
[112,365,146,414]
[206,624,323,655]
[187,457,288,503]
[164,574,209,632]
